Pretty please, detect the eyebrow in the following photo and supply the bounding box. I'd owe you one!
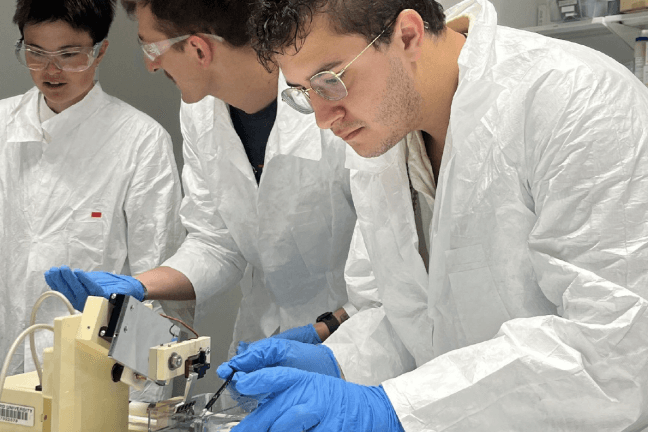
[27,43,85,51]
[285,60,345,88]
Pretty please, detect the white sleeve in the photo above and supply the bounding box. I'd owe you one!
[327,221,417,386]
[124,125,184,274]
[382,68,648,430]
[325,306,416,386]
[162,130,247,303]
[341,220,381,317]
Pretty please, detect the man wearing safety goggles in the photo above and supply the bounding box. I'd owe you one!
[44,0,367,388]
[0,0,184,379]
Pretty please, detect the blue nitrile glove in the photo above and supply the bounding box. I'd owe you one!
[44,265,145,311]
[229,367,405,432]
[236,324,322,356]
[217,338,341,384]
[272,323,323,344]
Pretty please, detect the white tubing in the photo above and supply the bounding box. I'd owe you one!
[0,324,54,402]
[29,291,75,386]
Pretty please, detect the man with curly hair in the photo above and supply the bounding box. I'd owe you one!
[45,0,370,374]
[218,0,648,430]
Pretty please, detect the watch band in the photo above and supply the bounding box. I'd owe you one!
[316,311,340,334]
[139,280,149,301]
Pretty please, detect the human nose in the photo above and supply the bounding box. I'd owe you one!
[310,95,345,130]
[44,57,62,74]
[144,55,160,73]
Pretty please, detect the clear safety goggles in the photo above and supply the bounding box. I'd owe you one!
[15,40,104,72]
[281,28,387,115]
[138,34,224,62]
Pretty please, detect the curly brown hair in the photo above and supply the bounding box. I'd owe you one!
[248,0,445,71]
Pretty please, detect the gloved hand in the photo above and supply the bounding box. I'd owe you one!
[44,265,145,311]
[217,338,341,384]
[236,324,322,356]
[229,367,405,432]
[272,323,323,344]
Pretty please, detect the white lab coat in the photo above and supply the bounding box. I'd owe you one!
[162,75,357,353]
[328,0,648,429]
[0,84,185,375]
[327,138,435,385]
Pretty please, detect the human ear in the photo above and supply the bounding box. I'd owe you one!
[392,9,426,62]
[95,40,110,65]
[187,35,214,68]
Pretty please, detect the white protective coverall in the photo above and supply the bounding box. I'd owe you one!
[161,75,359,353]
[0,84,184,375]
[326,0,648,429]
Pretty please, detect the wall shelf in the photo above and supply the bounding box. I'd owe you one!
[524,10,648,48]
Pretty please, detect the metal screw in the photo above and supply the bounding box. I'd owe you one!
[168,353,183,370]
[110,293,117,300]
[99,329,106,337]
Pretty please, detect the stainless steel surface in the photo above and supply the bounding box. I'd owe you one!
[108,296,177,377]
[183,372,198,402]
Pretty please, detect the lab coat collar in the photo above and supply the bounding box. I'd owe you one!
[446,0,505,146]
[7,82,107,144]
[7,87,44,143]
[447,0,498,81]
[206,72,324,183]
[208,97,258,184]
[344,136,404,173]
[41,83,107,141]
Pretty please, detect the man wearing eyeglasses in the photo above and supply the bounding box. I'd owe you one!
[0,0,184,377]
[214,0,648,430]
[44,0,369,378]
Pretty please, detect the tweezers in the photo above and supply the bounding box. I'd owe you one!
[204,369,236,412]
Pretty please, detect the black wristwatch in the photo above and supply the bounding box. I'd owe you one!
[316,311,340,334]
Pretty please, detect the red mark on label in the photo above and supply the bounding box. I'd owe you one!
[91,212,102,218]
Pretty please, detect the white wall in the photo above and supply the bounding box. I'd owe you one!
[0,3,242,395]
[439,0,542,27]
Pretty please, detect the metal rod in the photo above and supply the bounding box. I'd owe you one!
[204,369,236,411]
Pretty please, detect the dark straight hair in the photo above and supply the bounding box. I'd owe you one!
[121,0,254,48]
[13,0,117,44]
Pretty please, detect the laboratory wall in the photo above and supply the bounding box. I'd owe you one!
[439,0,540,27]
[440,0,634,66]
[0,3,242,395]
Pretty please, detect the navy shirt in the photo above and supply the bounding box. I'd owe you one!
[229,99,278,184]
